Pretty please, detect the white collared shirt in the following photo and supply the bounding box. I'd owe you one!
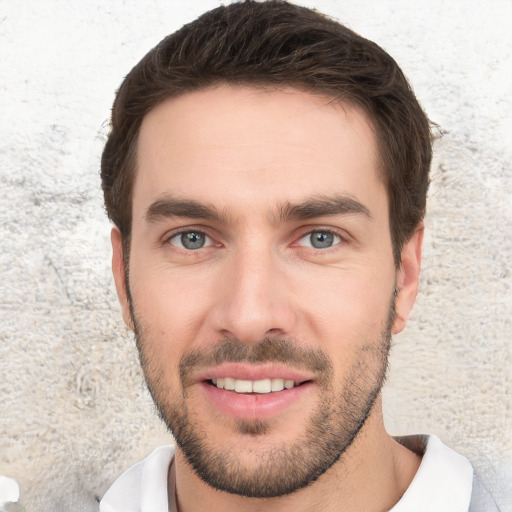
[390,435,473,511]
[100,435,474,512]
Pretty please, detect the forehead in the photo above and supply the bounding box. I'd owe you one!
[134,85,384,219]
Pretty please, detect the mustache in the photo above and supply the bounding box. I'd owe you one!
[179,337,333,384]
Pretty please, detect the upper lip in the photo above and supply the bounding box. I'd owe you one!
[194,362,315,384]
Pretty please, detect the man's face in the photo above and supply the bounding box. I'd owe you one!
[112,86,420,497]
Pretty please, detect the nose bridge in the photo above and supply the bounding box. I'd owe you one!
[213,240,293,343]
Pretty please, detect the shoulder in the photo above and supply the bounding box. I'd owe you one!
[100,445,175,512]
[468,468,507,512]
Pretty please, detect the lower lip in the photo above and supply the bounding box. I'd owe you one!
[199,381,314,421]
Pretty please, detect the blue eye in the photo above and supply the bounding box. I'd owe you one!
[298,230,341,249]
[170,231,212,250]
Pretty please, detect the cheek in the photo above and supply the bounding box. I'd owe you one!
[129,264,216,350]
[290,266,395,375]
[294,266,394,328]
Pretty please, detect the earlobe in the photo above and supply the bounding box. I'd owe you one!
[392,224,424,335]
[111,227,135,331]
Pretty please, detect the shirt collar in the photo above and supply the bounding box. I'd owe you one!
[390,434,473,512]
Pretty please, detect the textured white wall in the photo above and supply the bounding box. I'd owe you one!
[1,1,511,510]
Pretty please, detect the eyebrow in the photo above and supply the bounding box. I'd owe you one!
[145,193,373,224]
[276,194,373,222]
[145,196,229,224]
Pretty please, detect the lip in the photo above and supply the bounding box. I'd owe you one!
[195,363,315,421]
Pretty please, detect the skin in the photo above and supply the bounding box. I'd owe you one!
[112,85,423,512]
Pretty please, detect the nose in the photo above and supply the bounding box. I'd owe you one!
[209,245,296,344]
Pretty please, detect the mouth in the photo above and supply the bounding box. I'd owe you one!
[196,364,315,421]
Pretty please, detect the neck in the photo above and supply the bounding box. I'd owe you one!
[172,400,421,512]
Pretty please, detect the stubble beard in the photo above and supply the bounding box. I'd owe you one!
[132,304,394,499]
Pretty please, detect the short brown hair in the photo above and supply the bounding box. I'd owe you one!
[101,0,431,265]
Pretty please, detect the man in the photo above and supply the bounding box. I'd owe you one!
[99,1,493,510]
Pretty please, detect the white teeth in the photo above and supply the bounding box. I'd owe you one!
[284,379,294,389]
[212,377,300,393]
[271,378,285,391]
[234,379,253,393]
[223,377,236,391]
[252,379,272,394]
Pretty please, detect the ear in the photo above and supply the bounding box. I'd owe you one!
[111,227,135,331]
[392,224,424,335]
